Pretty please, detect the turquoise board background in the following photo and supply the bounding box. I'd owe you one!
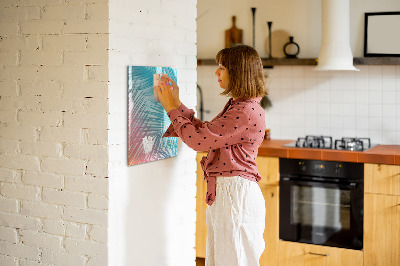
[128,66,178,166]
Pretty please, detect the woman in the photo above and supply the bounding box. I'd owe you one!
[155,45,267,266]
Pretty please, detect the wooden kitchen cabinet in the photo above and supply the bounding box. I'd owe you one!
[364,163,400,266]
[364,193,400,266]
[196,152,208,258]
[259,184,279,266]
[256,156,279,186]
[364,163,400,196]
[278,241,363,266]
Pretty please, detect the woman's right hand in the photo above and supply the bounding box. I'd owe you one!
[163,76,181,108]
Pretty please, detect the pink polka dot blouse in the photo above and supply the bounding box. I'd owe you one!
[163,97,266,206]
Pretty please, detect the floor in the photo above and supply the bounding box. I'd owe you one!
[196,257,205,266]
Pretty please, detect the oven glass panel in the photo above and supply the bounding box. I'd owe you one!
[291,185,351,230]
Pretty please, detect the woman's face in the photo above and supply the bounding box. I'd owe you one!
[215,64,229,89]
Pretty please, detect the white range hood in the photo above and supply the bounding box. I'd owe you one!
[314,0,359,71]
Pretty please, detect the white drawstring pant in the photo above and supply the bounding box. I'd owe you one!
[205,176,266,266]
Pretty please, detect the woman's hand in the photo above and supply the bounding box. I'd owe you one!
[155,79,177,113]
[163,76,181,108]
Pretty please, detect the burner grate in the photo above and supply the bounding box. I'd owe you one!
[334,137,371,151]
[291,136,372,151]
[296,135,333,149]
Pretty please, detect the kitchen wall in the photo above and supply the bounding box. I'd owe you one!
[199,65,400,144]
[0,0,197,266]
[108,0,198,266]
[198,0,400,58]
[197,0,400,145]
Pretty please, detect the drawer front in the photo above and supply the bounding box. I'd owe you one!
[278,241,363,266]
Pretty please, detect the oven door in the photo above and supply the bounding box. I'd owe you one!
[279,177,363,250]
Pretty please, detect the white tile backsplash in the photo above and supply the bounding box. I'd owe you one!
[342,90,355,104]
[330,103,342,116]
[383,117,397,131]
[356,117,369,130]
[383,91,396,104]
[342,103,355,116]
[355,90,369,104]
[369,104,383,118]
[317,89,330,103]
[369,91,383,104]
[383,77,396,91]
[383,104,396,118]
[330,89,343,103]
[355,104,368,117]
[197,65,400,144]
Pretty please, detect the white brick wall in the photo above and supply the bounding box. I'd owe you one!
[1,0,198,265]
[0,1,109,265]
[108,0,197,265]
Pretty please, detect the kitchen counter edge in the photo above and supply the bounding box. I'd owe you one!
[257,139,400,165]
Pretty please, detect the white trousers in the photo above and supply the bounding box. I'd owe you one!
[205,176,266,266]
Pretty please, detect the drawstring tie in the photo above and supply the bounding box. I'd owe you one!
[200,156,216,206]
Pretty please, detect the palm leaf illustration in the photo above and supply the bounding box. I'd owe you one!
[128,66,177,166]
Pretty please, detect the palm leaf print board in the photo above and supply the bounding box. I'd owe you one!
[128,66,178,166]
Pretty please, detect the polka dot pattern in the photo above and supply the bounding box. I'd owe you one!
[163,98,266,206]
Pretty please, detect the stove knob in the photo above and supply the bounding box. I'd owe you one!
[334,164,342,174]
[298,162,306,171]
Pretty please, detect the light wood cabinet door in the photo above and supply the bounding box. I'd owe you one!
[364,193,400,266]
[365,163,400,196]
[278,241,363,266]
[259,185,279,266]
[256,156,279,186]
[196,152,208,258]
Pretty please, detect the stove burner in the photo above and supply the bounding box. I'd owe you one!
[290,136,372,151]
[295,135,333,149]
[335,137,371,151]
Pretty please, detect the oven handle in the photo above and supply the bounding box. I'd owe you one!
[281,177,358,188]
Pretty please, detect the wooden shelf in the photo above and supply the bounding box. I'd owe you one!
[197,58,317,67]
[262,58,317,67]
[197,57,400,68]
[353,57,400,65]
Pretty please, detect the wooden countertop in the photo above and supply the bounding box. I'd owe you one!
[258,139,400,165]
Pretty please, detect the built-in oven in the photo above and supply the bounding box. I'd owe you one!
[279,158,364,250]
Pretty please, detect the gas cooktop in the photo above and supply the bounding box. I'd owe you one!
[283,135,376,152]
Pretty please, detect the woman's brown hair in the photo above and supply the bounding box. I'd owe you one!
[215,45,267,99]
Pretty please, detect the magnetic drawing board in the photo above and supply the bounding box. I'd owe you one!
[128,66,178,166]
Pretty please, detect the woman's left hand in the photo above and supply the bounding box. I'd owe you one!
[154,79,177,113]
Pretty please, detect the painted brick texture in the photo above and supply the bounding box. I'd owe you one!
[108,0,198,265]
[1,0,198,265]
[0,1,109,265]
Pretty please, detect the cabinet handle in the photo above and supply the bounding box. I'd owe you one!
[309,252,329,257]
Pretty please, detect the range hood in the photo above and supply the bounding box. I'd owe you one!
[314,0,359,71]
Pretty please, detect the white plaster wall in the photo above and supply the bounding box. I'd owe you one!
[0,1,109,265]
[108,0,198,265]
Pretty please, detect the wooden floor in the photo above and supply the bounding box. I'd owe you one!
[196,257,205,266]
